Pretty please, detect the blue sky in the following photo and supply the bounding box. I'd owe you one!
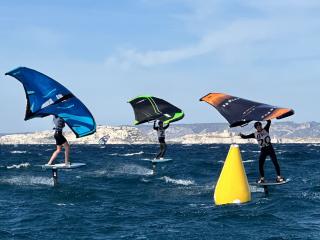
[1,0,319,133]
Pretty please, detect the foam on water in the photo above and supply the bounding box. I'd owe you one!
[109,153,118,156]
[250,185,265,193]
[0,144,318,239]
[10,150,27,154]
[56,203,75,206]
[114,164,153,176]
[0,176,53,186]
[160,176,195,186]
[243,160,255,163]
[6,162,31,169]
[121,151,144,156]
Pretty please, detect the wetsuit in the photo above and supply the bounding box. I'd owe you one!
[240,120,281,178]
[53,116,67,146]
[153,122,169,159]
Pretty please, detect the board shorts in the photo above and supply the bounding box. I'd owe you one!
[54,131,67,146]
[158,137,166,144]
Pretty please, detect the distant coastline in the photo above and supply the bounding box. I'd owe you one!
[1,122,320,144]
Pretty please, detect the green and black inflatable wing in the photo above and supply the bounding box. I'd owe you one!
[128,96,184,125]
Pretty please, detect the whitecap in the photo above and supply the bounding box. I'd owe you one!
[250,185,265,193]
[6,162,31,169]
[114,164,153,176]
[56,203,75,206]
[141,178,150,183]
[307,144,320,147]
[0,176,53,186]
[10,150,27,154]
[243,160,255,163]
[121,151,144,157]
[160,176,195,186]
[94,170,108,176]
[109,153,119,156]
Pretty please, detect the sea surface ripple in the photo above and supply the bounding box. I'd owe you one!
[0,144,319,239]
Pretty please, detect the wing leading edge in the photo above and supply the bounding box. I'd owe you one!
[200,92,294,127]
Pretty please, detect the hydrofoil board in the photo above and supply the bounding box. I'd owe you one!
[252,178,290,186]
[42,163,86,170]
[141,158,172,163]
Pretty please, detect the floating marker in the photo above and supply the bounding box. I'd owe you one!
[214,144,251,205]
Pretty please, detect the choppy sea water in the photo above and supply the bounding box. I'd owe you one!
[0,144,319,240]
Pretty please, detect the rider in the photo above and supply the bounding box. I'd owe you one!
[153,120,170,159]
[240,120,284,183]
[47,115,70,165]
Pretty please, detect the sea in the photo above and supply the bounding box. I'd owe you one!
[0,144,319,240]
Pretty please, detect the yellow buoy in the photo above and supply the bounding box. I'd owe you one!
[214,144,251,205]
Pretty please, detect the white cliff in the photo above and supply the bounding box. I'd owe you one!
[0,126,154,145]
[1,124,320,144]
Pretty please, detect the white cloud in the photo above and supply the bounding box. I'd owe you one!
[104,19,275,67]
[105,0,320,68]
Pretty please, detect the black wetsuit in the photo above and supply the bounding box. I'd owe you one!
[153,122,169,159]
[240,120,281,178]
[53,116,67,146]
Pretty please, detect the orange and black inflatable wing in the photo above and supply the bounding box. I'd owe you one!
[200,93,294,127]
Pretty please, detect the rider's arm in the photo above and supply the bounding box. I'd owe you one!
[153,121,158,130]
[239,133,255,139]
[163,123,170,130]
[264,120,271,132]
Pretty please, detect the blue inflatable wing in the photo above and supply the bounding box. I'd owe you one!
[5,67,96,138]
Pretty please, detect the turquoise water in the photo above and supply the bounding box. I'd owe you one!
[0,144,319,239]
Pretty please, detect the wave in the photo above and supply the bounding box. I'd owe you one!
[114,164,153,176]
[108,151,144,157]
[301,191,320,201]
[6,162,31,169]
[121,151,144,157]
[0,176,53,186]
[94,170,108,176]
[56,203,75,206]
[307,144,320,147]
[277,150,289,155]
[141,178,151,183]
[10,150,27,154]
[242,150,260,153]
[243,159,255,163]
[109,153,119,156]
[160,176,195,186]
[250,185,265,193]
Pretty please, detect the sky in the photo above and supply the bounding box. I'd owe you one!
[1,0,319,133]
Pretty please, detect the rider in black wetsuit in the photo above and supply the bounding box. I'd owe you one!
[47,116,70,165]
[240,120,284,183]
[153,120,169,159]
